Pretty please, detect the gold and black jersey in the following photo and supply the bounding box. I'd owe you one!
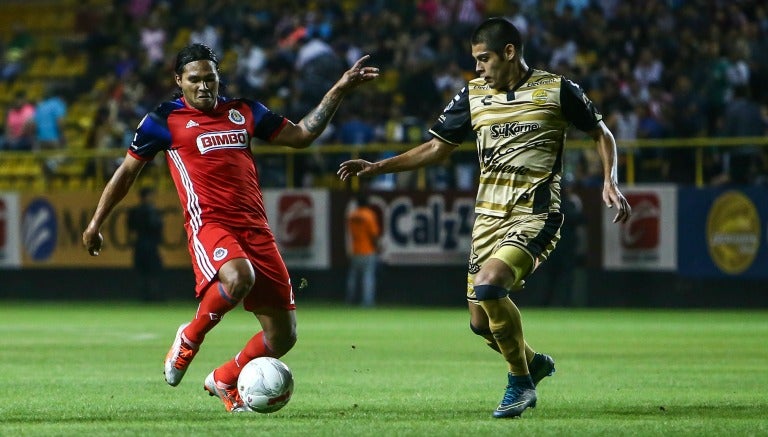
[429,69,602,217]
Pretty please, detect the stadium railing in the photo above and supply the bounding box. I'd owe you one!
[0,137,767,192]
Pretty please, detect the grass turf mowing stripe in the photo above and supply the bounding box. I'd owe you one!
[0,302,765,436]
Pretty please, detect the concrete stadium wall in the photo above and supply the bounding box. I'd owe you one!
[1,266,765,308]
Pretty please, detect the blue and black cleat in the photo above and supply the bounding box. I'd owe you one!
[529,352,556,387]
[492,374,537,418]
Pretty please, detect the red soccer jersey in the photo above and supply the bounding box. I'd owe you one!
[128,96,287,231]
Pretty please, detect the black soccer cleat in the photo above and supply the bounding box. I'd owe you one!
[529,352,555,387]
[492,374,537,419]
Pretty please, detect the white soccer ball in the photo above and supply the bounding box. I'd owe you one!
[237,357,294,413]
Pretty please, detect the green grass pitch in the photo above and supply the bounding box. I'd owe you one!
[0,302,766,436]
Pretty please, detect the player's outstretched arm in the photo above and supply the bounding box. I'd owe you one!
[273,55,379,149]
[83,154,146,256]
[588,121,631,224]
[337,137,455,181]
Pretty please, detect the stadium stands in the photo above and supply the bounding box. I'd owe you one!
[0,0,766,191]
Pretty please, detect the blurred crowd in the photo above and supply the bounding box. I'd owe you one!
[2,0,768,188]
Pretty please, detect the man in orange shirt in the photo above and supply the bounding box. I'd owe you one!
[346,193,381,307]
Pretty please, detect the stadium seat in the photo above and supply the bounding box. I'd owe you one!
[26,57,51,78]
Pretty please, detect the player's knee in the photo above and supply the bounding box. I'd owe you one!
[230,280,254,301]
[473,284,509,301]
[219,263,255,301]
[470,322,492,336]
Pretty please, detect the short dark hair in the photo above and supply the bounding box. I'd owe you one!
[174,43,219,75]
[139,186,155,200]
[355,192,369,207]
[471,17,523,57]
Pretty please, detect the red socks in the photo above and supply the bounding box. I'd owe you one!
[179,280,277,387]
[183,281,238,345]
[214,331,275,386]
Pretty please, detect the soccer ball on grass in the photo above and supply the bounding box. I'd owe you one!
[237,357,294,413]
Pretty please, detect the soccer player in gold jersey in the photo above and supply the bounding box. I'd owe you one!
[338,17,631,418]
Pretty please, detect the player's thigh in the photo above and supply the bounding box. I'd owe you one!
[190,224,249,297]
[466,212,562,300]
[242,229,295,312]
[493,212,562,267]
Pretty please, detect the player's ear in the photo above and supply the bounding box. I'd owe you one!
[174,74,183,87]
[505,44,516,61]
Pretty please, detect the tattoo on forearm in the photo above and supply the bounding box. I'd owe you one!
[302,93,343,134]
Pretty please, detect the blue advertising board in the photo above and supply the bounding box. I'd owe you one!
[678,187,767,278]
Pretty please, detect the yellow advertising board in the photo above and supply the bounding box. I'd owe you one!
[19,191,191,268]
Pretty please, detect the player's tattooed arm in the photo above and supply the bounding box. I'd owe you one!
[272,55,378,148]
[301,92,344,135]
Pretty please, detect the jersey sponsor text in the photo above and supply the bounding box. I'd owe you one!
[196,129,249,154]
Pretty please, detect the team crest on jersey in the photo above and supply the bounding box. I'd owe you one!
[213,247,228,261]
[228,108,245,125]
[531,89,548,105]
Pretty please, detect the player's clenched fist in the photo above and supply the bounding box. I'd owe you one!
[82,227,103,256]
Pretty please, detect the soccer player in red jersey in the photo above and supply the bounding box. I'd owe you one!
[83,43,378,412]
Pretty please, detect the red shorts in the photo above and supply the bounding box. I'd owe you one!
[189,223,296,312]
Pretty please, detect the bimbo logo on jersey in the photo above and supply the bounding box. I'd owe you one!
[196,129,248,154]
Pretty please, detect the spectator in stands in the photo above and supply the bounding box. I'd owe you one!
[667,74,705,183]
[33,86,67,150]
[13,0,768,188]
[632,47,664,102]
[719,85,768,185]
[126,0,153,21]
[548,32,577,72]
[337,108,375,146]
[455,0,485,33]
[139,11,166,67]
[3,91,36,151]
[114,48,138,79]
[1,24,33,81]
[234,37,268,98]
[699,39,731,136]
[190,16,222,57]
[293,35,346,118]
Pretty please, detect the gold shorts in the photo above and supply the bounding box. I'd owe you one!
[466,212,562,301]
